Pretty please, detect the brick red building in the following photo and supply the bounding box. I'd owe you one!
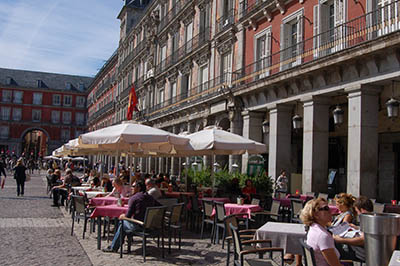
[0,68,92,158]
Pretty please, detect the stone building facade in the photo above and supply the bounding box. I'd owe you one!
[0,68,92,157]
[88,0,400,202]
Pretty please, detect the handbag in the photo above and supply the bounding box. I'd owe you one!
[25,173,31,182]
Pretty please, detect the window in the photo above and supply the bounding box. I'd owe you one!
[280,9,304,70]
[0,126,9,139]
[221,52,232,85]
[13,91,23,103]
[1,107,11,120]
[76,112,85,125]
[51,111,60,123]
[159,45,167,71]
[61,129,70,141]
[75,130,82,138]
[159,89,165,105]
[63,95,72,106]
[12,108,22,121]
[185,22,193,52]
[32,109,41,122]
[170,82,177,104]
[62,111,71,124]
[33,93,42,105]
[199,65,209,91]
[76,96,85,108]
[2,90,12,102]
[150,90,154,107]
[181,72,191,97]
[255,28,272,79]
[53,94,61,106]
[313,0,345,58]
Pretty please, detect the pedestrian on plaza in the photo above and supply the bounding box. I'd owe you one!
[275,169,288,196]
[13,158,27,196]
[102,180,161,253]
[0,159,7,189]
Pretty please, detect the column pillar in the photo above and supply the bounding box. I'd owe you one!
[140,157,147,174]
[346,85,380,198]
[268,104,292,181]
[171,126,180,176]
[241,110,264,174]
[229,107,243,171]
[302,96,330,194]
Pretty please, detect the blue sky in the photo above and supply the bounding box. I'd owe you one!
[0,0,123,77]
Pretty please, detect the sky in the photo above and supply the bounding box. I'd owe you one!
[0,0,123,77]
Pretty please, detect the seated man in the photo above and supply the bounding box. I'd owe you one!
[51,168,81,207]
[145,178,162,200]
[333,195,373,262]
[102,180,161,252]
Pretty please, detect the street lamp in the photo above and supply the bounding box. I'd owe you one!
[387,80,400,119]
[292,101,303,129]
[332,105,344,125]
[262,120,269,134]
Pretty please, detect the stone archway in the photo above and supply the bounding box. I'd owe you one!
[20,128,50,159]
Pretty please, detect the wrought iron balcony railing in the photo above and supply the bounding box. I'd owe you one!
[157,0,192,33]
[216,9,237,35]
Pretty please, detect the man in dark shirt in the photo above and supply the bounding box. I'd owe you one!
[51,168,80,207]
[103,180,160,252]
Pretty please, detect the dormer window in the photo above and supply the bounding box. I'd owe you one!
[37,80,43,88]
[78,83,85,91]
[6,77,13,85]
[66,82,72,90]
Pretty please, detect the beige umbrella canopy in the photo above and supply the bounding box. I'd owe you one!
[78,121,190,155]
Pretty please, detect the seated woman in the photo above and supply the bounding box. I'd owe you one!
[300,198,342,266]
[51,169,62,185]
[101,175,113,192]
[242,179,256,203]
[106,177,130,198]
[332,193,355,226]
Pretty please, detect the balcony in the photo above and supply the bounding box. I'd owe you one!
[231,1,400,90]
[157,0,192,34]
[155,28,211,75]
[238,0,271,22]
[95,78,111,99]
[215,9,237,35]
[118,40,147,73]
[142,74,226,120]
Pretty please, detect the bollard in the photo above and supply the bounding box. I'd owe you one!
[360,213,400,266]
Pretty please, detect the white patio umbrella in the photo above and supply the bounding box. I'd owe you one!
[78,121,189,154]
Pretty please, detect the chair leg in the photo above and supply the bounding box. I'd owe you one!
[200,220,205,239]
[143,236,146,262]
[178,230,181,250]
[120,226,124,258]
[168,228,172,254]
[210,223,216,244]
[226,240,230,266]
[71,213,75,236]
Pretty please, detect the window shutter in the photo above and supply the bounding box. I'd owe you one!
[296,15,304,65]
[266,31,272,70]
[313,5,320,58]
[319,3,330,52]
[280,24,291,70]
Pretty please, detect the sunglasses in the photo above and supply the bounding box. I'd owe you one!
[318,206,330,212]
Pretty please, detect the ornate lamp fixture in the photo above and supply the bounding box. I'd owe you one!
[292,102,303,129]
[262,120,270,134]
[332,105,344,125]
[386,81,400,118]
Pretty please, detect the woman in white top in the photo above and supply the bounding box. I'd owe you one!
[332,193,355,226]
[300,198,342,266]
[106,177,130,198]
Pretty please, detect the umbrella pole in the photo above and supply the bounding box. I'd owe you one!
[185,157,189,192]
[211,154,215,196]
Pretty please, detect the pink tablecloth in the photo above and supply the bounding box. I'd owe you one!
[90,204,128,218]
[164,192,195,199]
[224,203,262,217]
[90,196,129,207]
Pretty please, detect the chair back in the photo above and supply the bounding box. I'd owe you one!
[169,203,184,225]
[72,195,86,214]
[270,199,281,215]
[298,239,316,266]
[251,198,260,206]
[318,193,328,200]
[191,196,200,212]
[305,192,315,198]
[229,223,243,256]
[158,198,178,209]
[202,199,214,217]
[373,203,385,213]
[278,192,287,199]
[291,199,303,223]
[214,201,226,222]
[370,198,377,204]
[143,206,167,230]
[224,214,239,238]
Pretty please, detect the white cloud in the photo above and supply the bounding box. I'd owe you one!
[0,0,122,76]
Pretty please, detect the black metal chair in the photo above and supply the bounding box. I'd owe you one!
[290,199,304,223]
[165,203,184,253]
[230,223,284,266]
[119,206,167,262]
[200,199,215,242]
[71,195,92,239]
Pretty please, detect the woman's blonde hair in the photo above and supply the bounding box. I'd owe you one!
[335,193,355,208]
[300,198,328,226]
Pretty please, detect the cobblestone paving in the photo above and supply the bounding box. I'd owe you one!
[0,171,92,266]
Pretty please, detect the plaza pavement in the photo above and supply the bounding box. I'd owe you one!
[0,170,326,266]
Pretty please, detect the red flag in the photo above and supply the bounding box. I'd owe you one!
[127,84,138,120]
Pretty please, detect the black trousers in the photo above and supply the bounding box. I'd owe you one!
[16,178,25,196]
[53,188,68,205]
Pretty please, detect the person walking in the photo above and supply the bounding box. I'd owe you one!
[0,159,6,189]
[13,158,27,196]
[275,169,288,197]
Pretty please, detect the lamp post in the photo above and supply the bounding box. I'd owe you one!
[262,120,269,134]
[292,114,302,129]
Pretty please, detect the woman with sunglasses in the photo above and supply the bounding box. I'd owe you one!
[300,198,342,266]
